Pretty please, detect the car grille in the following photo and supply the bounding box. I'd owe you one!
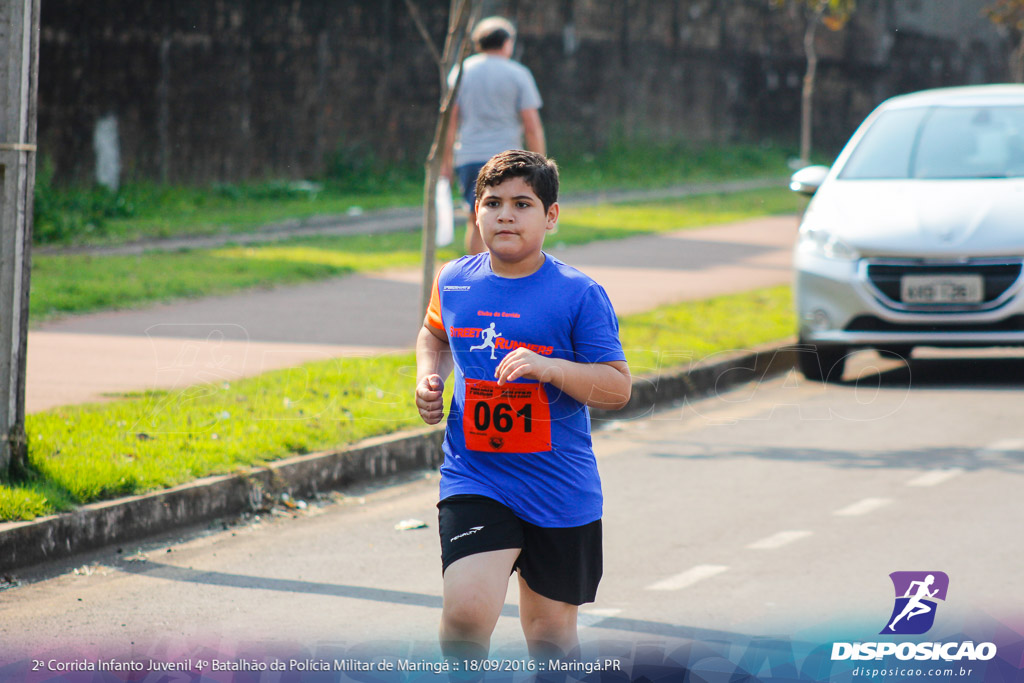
[846,315,1024,333]
[863,259,1023,311]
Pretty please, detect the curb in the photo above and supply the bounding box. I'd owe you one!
[0,341,796,575]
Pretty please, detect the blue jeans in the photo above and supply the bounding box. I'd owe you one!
[456,162,486,209]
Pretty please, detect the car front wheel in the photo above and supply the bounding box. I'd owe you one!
[797,338,848,383]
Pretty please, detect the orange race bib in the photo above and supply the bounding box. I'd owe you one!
[463,379,551,453]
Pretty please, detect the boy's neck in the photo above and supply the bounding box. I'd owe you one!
[488,251,546,279]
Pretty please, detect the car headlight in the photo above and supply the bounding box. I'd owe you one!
[797,227,860,261]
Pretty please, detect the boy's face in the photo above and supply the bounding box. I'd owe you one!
[475,176,558,270]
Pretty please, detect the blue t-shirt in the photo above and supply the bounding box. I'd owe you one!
[426,253,626,527]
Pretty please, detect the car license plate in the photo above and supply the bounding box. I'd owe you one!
[900,275,983,304]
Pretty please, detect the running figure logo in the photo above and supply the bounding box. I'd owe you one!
[469,322,503,360]
[881,571,949,635]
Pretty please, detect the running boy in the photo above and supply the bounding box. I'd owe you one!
[414,150,631,661]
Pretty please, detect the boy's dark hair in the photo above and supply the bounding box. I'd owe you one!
[475,150,559,211]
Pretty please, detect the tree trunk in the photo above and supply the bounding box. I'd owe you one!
[1013,35,1024,83]
[416,0,480,319]
[1,0,39,478]
[800,4,826,167]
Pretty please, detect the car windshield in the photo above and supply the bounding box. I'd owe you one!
[839,104,1024,180]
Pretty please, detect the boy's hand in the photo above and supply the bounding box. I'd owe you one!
[416,374,446,424]
[495,348,557,385]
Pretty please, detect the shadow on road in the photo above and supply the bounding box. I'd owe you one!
[647,443,1024,473]
[845,352,1024,390]
[640,352,1024,472]
[115,560,742,642]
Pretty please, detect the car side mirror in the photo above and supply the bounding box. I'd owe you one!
[789,165,831,196]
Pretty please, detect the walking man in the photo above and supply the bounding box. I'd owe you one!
[443,16,547,255]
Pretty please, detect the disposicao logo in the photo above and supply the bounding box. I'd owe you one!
[881,571,948,635]
[831,571,997,663]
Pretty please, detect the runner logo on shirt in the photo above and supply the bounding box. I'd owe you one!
[469,323,503,360]
[449,323,555,357]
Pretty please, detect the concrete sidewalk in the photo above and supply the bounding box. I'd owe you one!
[26,215,798,413]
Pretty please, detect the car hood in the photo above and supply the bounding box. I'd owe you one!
[804,179,1024,258]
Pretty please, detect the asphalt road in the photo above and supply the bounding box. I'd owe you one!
[3,348,1024,679]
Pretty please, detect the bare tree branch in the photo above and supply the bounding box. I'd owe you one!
[407,0,482,318]
[773,0,856,165]
[402,0,442,66]
[983,0,1024,82]
[440,0,472,67]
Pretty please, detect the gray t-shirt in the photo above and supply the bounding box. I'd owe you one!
[452,54,543,167]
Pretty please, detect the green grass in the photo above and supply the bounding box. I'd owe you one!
[556,187,800,242]
[33,159,424,247]
[88,182,424,246]
[30,187,800,320]
[620,286,794,374]
[557,140,790,193]
[0,285,793,522]
[33,142,794,247]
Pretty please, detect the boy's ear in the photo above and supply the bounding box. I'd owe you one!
[545,202,560,233]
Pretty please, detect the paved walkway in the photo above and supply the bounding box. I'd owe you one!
[26,214,798,413]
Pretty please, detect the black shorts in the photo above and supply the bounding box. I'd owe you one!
[437,494,602,606]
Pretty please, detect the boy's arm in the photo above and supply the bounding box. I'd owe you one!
[495,349,631,411]
[415,323,454,425]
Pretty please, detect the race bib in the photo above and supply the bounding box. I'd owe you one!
[463,379,551,453]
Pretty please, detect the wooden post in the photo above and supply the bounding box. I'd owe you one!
[0,0,40,477]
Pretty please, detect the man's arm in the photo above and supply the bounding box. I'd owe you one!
[494,349,631,411]
[415,324,454,424]
[521,108,546,156]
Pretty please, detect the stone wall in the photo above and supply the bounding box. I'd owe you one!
[37,0,1009,185]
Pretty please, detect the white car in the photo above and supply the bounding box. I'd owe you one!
[790,84,1024,381]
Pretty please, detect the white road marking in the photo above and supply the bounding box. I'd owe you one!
[746,530,813,550]
[578,608,622,629]
[907,469,964,487]
[977,439,1024,459]
[646,564,729,591]
[833,497,892,517]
